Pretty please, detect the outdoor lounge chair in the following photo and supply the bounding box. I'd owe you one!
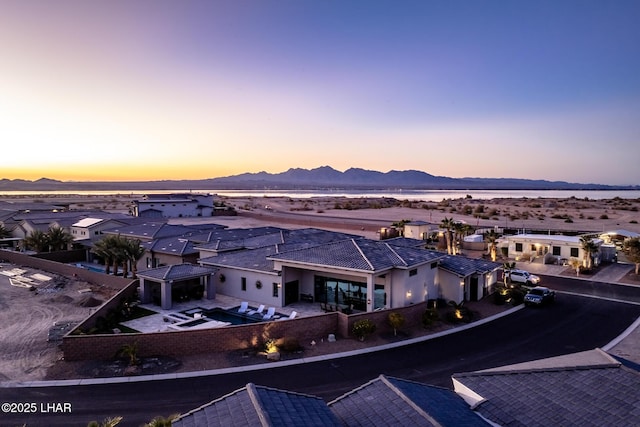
[262,307,276,320]
[278,311,297,321]
[247,304,265,316]
[237,301,249,313]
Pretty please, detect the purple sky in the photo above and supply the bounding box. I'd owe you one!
[1,1,639,185]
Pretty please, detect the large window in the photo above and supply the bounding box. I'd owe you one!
[570,247,579,257]
[552,246,561,256]
[314,276,386,310]
[515,243,523,252]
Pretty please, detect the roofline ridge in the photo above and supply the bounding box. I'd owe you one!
[379,375,444,426]
[384,242,407,266]
[352,239,375,270]
[246,383,272,427]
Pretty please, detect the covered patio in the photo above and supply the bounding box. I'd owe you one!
[138,264,218,310]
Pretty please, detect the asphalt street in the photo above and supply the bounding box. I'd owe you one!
[1,277,639,427]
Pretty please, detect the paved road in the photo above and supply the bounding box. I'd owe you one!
[2,278,639,426]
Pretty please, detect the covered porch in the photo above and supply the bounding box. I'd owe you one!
[138,264,217,310]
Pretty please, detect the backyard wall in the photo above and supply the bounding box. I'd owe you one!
[0,249,131,290]
[338,301,430,338]
[62,312,340,361]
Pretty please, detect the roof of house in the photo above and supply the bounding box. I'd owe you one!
[142,237,199,257]
[268,238,444,273]
[329,374,488,426]
[452,348,640,426]
[102,222,196,240]
[195,227,287,252]
[72,218,105,228]
[438,255,502,277]
[172,383,342,427]
[137,263,217,281]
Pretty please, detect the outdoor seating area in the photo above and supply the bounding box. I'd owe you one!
[320,302,354,314]
[119,295,315,333]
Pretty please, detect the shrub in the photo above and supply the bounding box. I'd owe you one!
[421,308,439,328]
[387,312,406,336]
[352,319,376,341]
[600,214,609,219]
[277,337,302,353]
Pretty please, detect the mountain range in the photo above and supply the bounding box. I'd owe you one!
[0,167,636,191]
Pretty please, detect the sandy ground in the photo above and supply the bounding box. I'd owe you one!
[0,194,638,382]
[0,265,112,382]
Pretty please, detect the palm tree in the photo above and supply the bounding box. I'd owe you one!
[92,236,117,275]
[485,230,499,261]
[22,230,49,252]
[623,237,640,275]
[579,236,598,270]
[87,416,123,427]
[440,217,456,255]
[0,224,10,239]
[143,414,179,427]
[122,238,145,279]
[47,226,73,251]
[502,261,516,285]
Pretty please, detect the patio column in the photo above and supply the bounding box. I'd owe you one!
[204,273,215,300]
[366,275,374,312]
[160,280,173,310]
[139,278,152,304]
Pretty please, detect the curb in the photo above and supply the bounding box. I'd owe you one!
[1,305,524,388]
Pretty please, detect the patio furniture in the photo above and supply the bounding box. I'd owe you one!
[247,304,265,316]
[237,301,249,313]
[278,311,297,321]
[262,307,276,320]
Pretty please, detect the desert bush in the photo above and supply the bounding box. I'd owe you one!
[600,214,609,219]
[387,312,406,336]
[352,319,376,341]
[277,337,302,353]
[421,308,440,327]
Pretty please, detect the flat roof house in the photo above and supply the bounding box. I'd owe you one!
[132,193,214,218]
[501,233,603,265]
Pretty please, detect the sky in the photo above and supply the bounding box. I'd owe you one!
[1,1,639,186]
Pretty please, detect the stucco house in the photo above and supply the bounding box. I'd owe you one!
[132,193,215,218]
[402,220,433,240]
[501,233,603,265]
[70,217,128,244]
[437,256,502,303]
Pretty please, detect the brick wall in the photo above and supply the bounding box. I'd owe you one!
[62,312,340,361]
[341,302,430,338]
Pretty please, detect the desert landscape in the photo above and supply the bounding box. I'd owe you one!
[1,193,639,382]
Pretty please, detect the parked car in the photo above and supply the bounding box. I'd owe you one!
[508,269,541,287]
[524,286,556,307]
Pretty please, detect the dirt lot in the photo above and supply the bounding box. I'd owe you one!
[0,263,114,382]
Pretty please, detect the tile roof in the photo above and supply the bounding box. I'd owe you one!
[329,375,488,426]
[173,383,342,427]
[103,222,194,240]
[137,263,217,281]
[452,349,640,426]
[438,255,502,277]
[142,237,199,257]
[269,239,443,272]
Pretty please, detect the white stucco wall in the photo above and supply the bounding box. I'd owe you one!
[214,267,282,307]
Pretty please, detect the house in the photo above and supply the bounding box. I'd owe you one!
[132,193,215,218]
[267,238,445,311]
[501,233,603,265]
[452,348,640,426]
[70,217,128,244]
[402,220,433,240]
[172,383,343,427]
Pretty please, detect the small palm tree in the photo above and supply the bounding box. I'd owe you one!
[122,238,145,279]
[47,226,74,251]
[22,230,49,252]
[440,217,456,255]
[143,414,180,427]
[502,261,516,285]
[579,236,598,270]
[623,237,640,275]
[87,416,123,427]
[485,230,499,261]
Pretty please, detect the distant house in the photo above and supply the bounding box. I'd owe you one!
[501,233,603,265]
[70,217,127,244]
[403,220,432,240]
[132,193,215,218]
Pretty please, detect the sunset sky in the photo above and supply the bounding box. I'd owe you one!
[1,1,639,185]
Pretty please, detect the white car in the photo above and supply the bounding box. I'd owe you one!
[508,269,541,287]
